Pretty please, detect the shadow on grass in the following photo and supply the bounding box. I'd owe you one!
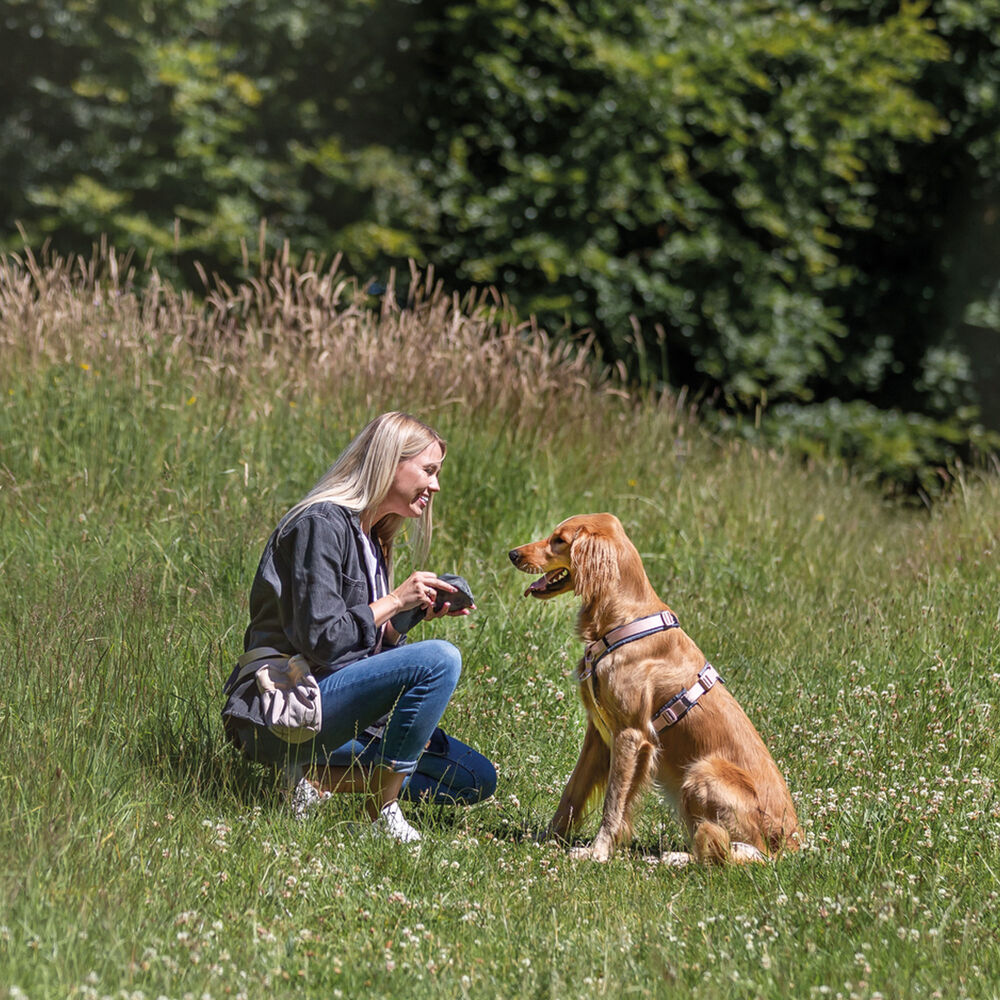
[132,703,694,859]
[134,728,699,864]
[415,803,689,857]
[131,701,286,810]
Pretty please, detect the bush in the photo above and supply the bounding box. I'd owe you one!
[726,399,1000,502]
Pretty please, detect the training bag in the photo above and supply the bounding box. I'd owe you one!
[222,647,322,744]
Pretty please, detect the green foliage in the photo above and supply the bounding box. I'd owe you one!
[820,1,1000,408]
[1,0,999,491]
[722,398,1000,503]
[413,0,950,398]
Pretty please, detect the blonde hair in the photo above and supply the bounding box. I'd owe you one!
[282,411,445,574]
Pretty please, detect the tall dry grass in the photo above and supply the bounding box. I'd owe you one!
[0,242,672,437]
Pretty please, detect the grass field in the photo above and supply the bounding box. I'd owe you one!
[1,249,999,999]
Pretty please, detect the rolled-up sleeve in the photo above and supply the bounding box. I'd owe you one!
[274,508,377,669]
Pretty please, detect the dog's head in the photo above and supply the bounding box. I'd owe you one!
[508,513,631,604]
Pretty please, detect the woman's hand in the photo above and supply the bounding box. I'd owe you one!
[419,574,476,620]
[423,593,476,621]
[392,571,457,614]
[372,572,475,628]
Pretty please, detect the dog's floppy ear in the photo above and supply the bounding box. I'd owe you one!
[570,525,620,604]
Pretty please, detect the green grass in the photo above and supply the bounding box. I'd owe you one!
[1,249,998,999]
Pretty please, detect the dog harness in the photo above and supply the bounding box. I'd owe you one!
[581,610,681,679]
[650,663,724,733]
[580,611,724,733]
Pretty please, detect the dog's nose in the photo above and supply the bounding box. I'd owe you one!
[508,550,522,566]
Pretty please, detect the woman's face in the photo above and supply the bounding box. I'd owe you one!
[382,440,445,520]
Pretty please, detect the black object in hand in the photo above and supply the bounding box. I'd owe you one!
[390,573,475,634]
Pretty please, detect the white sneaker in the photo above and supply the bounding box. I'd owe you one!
[290,777,330,822]
[372,801,421,843]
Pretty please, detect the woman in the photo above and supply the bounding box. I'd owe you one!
[223,411,496,842]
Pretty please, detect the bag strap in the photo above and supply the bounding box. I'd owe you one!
[238,646,288,667]
[234,646,289,683]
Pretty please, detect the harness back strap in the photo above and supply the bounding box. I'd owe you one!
[651,663,724,733]
[581,610,680,680]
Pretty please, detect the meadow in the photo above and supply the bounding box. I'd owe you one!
[1,247,998,1000]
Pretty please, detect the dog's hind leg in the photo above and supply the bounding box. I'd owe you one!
[691,820,733,864]
[548,721,609,841]
[681,756,767,864]
[572,727,654,862]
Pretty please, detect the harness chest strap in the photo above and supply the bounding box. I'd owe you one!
[581,610,680,680]
[579,611,724,733]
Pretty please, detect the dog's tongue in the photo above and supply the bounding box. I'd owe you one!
[525,576,549,596]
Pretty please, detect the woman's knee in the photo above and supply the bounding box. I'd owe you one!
[406,754,496,805]
[413,638,462,687]
[413,737,497,805]
[469,755,498,802]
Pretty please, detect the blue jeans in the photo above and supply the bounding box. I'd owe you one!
[327,730,497,805]
[231,640,493,801]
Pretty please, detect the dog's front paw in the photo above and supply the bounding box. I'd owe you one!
[568,844,602,862]
[569,839,612,862]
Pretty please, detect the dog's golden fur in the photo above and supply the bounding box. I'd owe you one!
[509,513,800,864]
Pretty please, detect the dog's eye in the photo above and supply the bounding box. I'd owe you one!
[551,535,567,548]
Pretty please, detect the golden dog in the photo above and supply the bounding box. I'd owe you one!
[509,513,800,864]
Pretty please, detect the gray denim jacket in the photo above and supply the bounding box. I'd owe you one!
[238,502,387,679]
